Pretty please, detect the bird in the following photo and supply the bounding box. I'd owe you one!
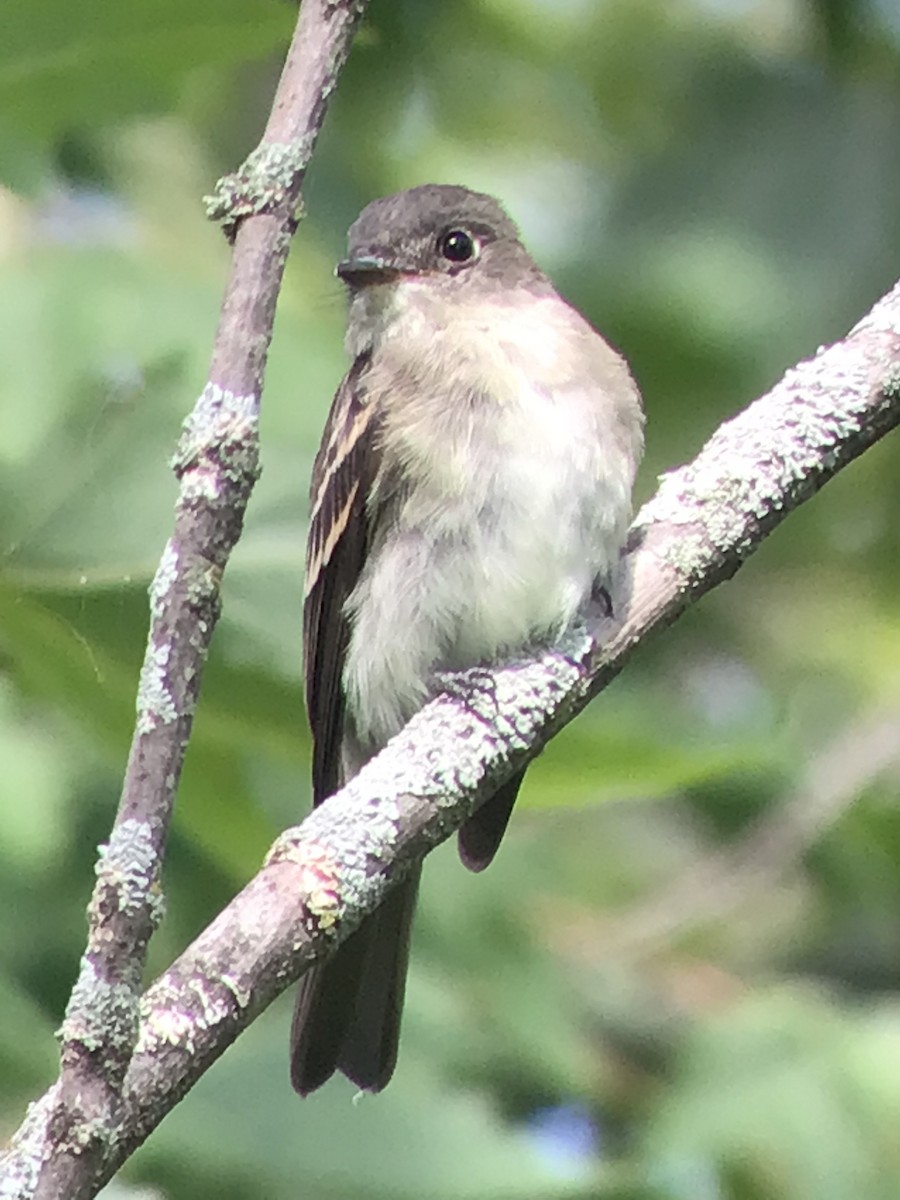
[290,183,644,1095]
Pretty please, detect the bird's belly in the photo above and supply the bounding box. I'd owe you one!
[432,500,592,664]
[343,434,626,750]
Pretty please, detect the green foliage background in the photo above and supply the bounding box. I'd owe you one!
[2,1,900,1196]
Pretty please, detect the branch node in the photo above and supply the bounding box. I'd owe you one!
[171,384,261,492]
[203,140,311,239]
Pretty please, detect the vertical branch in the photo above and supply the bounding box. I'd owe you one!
[28,4,369,1199]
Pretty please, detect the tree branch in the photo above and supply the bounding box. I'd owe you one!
[9,4,369,1200]
[4,275,899,1196]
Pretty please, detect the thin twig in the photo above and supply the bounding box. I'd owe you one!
[21,4,368,1200]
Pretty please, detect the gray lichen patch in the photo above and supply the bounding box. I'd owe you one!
[174,557,224,623]
[96,819,158,918]
[203,140,312,225]
[0,1086,58,1196]
[149,540,179,620]
[136,639,179,733]
[61,960,138,1057]
[881,364,900,400]
[173,384,260,489]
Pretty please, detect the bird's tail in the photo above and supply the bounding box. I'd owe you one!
[290,868,421,1095]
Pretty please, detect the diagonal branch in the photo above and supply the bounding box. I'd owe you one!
[5,276,899,1194]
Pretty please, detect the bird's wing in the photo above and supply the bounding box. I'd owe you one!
[304,350,380,804]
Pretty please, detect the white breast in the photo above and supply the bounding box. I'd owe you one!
[342,288,639,750]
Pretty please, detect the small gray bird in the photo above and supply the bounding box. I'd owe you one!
[290,184,644,1095]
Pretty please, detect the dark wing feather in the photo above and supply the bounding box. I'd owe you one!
[294,350,417,1096]
[303,349,377,804]
[457,767,528,872]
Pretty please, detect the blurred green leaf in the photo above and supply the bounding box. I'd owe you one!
[0,0,292,144]
[645,989,900,1200]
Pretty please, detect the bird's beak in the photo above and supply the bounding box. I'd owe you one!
[336,255,403,287]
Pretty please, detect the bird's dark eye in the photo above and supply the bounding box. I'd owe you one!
[437,228,477,263]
